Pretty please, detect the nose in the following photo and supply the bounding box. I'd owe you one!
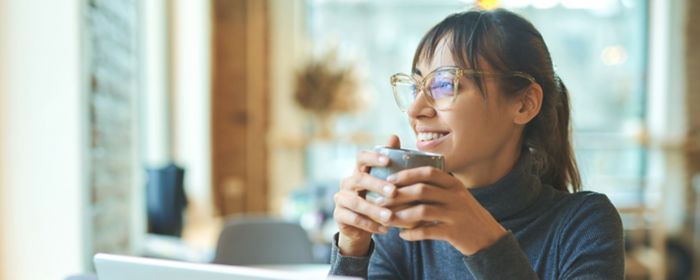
[406,89,437,119]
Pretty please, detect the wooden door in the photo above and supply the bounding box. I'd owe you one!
[211,0,269,216]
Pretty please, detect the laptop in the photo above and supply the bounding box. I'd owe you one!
[94,253,358,280]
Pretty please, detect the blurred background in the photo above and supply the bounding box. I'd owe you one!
[0,0,698,279]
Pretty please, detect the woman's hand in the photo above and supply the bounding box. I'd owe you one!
[380,166,508,256]
[333,136,401,257]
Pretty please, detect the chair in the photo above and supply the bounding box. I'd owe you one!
[212,217,314,266]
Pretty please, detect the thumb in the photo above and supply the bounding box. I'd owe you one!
[384,134,401,149]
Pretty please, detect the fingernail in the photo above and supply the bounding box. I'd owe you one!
[380,210,391,222]
[383,185,394,195]
[373,196,385,204]
[386,175,397,183]
[379,156,389,165]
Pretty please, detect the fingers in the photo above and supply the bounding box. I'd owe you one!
[379,183,450,208]
[399,222,446,241]
[335,191,393,226]
[355,150,390,173]
[389,204,450,228]
[354,135,400,173]
[334,206,388,234]
[387,166,459,189]
[341,173,397,198]
[384,134,401,149]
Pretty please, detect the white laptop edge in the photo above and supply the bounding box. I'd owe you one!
[93,253,357,280]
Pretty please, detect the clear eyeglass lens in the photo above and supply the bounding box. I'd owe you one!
[427,70,457,109]
[392,69,460,110]
[393,77,417,110]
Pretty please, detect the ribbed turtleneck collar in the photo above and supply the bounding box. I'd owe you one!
[467,151,543,221]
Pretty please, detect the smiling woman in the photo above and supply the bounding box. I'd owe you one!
[328,8,623,280]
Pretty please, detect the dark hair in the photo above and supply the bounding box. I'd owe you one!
[413,8,581,192]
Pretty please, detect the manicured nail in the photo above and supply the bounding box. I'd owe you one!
[383,185,394,195]
[379,156,389,165]
[373,196,385,204]
[380,210,391,222]
[386,175,397,183]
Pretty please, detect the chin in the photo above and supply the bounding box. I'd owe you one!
[442,153,476,174]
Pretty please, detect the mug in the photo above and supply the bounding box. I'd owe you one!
[367,146,444,203]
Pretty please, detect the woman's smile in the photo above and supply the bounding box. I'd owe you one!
[415,127,451,151]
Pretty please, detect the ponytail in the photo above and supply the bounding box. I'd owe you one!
[523,76,580,192]
[549,77,580,192]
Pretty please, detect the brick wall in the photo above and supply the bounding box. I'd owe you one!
[86,0,138,255]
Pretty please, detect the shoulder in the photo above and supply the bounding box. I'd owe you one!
[552,192,626,278]
[559,191,620,222]
[561,191,617,212]
[554,191,623,244]
[541,189,621,230]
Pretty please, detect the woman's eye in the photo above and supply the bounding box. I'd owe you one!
[430,81,455,98]
[431,81,453,90]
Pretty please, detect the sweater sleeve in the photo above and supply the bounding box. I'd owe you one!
[557,193,625,279]
[328,232,373,278]
[462,232,540,280]
[329,229,407,279]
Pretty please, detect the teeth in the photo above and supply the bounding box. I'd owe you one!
[417,132,446,142]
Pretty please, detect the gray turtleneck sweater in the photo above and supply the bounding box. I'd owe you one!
[328,153,625,279]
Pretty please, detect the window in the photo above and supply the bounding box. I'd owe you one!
[305,0,649,205]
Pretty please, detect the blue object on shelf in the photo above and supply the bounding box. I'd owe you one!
[146,163,187,237]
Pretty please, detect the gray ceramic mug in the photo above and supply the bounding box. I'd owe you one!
[367,146,444,203]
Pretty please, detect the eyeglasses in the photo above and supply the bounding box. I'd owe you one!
[389,66,536,111]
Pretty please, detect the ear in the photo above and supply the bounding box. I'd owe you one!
[512,83,543,125]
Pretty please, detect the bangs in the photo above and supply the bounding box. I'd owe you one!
[411,10,513,96]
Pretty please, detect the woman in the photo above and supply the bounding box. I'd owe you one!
[329,8,624,280]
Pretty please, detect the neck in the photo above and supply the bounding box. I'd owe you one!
[453,143,522,188]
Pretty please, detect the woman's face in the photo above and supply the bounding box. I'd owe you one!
[409,39,524,185]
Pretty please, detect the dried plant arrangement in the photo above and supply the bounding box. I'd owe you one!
[294,50,359,122]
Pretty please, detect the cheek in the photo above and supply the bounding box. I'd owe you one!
[440,94,513,163]
[443,108,489,157]
[448,104,491,144]
[443,103,509,163]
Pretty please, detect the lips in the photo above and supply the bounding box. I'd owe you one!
[414,128,450,151]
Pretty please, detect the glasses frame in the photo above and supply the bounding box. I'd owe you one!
[389,66,536,111]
